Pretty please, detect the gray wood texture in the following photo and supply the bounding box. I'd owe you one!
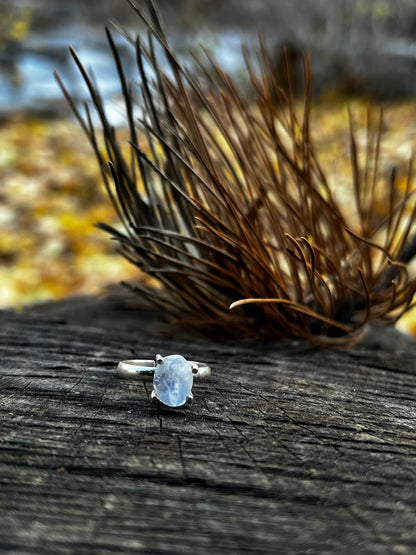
[1,291,416,554]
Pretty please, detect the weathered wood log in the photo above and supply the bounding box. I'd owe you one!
[1,290,416,553]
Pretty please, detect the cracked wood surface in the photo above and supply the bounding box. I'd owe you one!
[1,291,416,554]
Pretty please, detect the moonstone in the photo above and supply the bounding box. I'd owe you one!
[152,354,193,407]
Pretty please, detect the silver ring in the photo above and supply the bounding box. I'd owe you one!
[117,354,211,408]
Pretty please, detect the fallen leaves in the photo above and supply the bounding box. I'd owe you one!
[0,116,139,308]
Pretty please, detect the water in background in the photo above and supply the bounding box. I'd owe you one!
[1,0,416,120]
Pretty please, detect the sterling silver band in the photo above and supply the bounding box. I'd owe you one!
[117,359,211,381]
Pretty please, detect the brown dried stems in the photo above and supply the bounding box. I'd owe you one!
[55,0,416,346]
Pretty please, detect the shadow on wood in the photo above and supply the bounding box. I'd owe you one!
[1,290,416,553]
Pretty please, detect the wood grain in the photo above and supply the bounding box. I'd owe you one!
[1,292,416,553]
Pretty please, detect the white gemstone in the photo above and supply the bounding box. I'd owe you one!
[152,355,193,407]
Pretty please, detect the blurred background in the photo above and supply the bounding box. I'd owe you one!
[0,0,415,336]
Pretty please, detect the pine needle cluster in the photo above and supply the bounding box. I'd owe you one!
[56,0,416,346]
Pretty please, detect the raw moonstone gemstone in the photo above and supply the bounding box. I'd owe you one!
[153,355,193,407]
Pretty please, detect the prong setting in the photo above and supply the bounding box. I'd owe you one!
[118,355,211,407]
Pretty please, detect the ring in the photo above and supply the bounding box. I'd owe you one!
[117,354,211,408]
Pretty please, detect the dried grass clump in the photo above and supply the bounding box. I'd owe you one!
[56,0,416,347]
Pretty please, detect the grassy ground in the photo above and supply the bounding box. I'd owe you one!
[1,98,415,338]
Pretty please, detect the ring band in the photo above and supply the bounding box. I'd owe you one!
[117,359,211,380]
